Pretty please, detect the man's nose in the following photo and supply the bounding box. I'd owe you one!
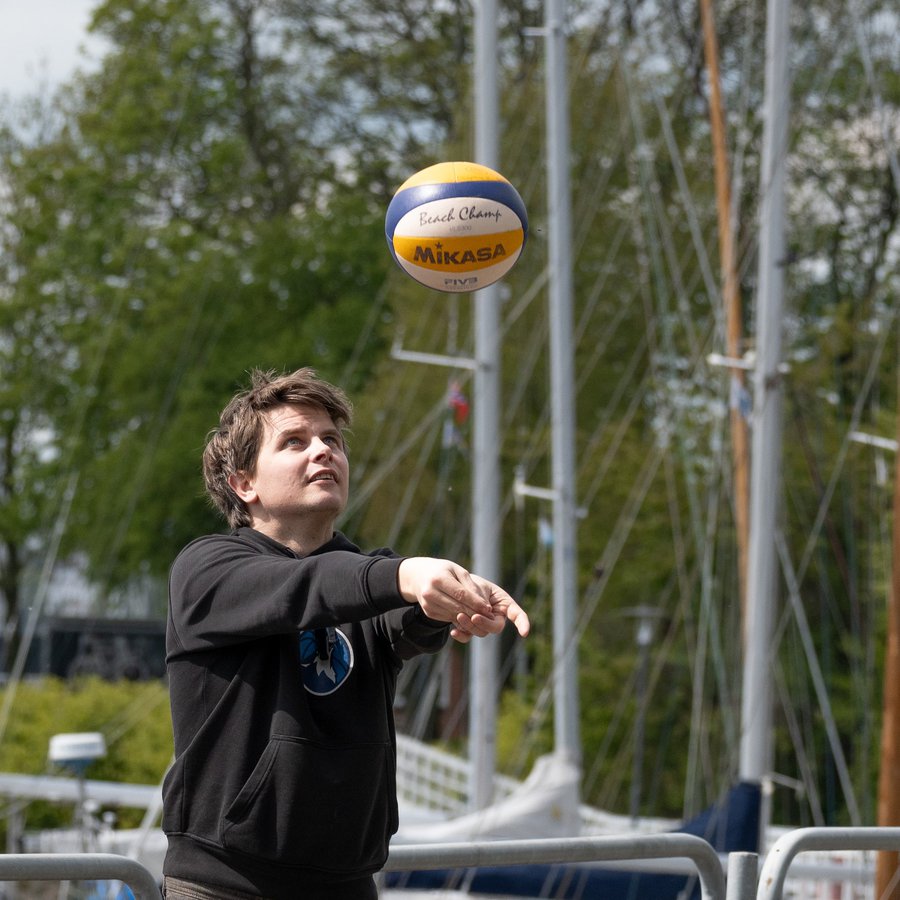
[310,437,332,458]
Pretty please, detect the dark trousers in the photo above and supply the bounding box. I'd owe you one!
[163,875,379,900]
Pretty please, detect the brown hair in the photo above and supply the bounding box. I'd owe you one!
[203,368,352,529]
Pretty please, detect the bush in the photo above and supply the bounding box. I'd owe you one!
[0,677,173,835]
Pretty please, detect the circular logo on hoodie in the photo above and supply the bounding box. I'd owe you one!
[298,628,354,695]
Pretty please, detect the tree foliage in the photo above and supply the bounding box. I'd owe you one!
[0,0,463,613]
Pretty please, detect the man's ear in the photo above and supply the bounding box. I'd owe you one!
[228,471,257,504]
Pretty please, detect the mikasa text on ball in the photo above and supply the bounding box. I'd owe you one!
[385,161,528,293]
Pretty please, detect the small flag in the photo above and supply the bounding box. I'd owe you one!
[447,380,470,426]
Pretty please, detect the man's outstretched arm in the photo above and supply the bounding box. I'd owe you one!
[397,557,530,643]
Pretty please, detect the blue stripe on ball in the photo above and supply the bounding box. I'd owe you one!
[385,180,528,241]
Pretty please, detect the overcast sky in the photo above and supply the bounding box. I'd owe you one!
[1,0,103,99]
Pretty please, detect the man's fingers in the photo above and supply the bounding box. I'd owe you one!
[467,613,505,636]
[507,602,531,637]
[471,577,531,638]
[398,558,530,636]
[447,566,494,617]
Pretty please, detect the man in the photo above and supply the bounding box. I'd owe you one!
[162,367,529,900]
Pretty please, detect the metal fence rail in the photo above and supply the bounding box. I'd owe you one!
[0,853,162,900]
[385,833,727,900]
[757,827,900,900]
[3,828,900,900]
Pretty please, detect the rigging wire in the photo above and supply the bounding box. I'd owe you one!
[771,284,891,813]
[528,5,772,800]
[774,662,826,827]
[524,436,668,767]
[684,411,729,813]
[620,55,741,813]
[651,86,726,342]
[385,410,445,549]
[776,530,862,825]
[338,0,892,828]
[357,0,900,829]
[793,304,897,588]
[586,571,685,808]
[339,279,391,387]
[342,392,452,520]
[0,473,79,745]
[848,0,900,194]
[94,273,220,598]
[461,32,744,790]
[0,276,130,746]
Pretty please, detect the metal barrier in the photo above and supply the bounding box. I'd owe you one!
[3,828,899,900]
[757,826,900,900]
[726,853,759,900]
[0,852,162,899]
[385,833,727,900]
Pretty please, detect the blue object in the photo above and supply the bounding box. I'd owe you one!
[384,781,761,899]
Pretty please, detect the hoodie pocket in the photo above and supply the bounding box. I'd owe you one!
[222,736,397,873]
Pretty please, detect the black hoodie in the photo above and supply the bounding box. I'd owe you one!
[162,527,449,898]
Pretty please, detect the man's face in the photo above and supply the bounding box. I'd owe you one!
[234,403,349,529]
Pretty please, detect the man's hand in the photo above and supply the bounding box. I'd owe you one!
[397,557,530,643]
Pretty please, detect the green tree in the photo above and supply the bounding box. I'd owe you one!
[0,0,473,627]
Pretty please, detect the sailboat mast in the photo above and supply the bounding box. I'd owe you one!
[544,0,581,771]
[469,0,583,809]
[699,0,750,622]
[469,0,502,811]
[875,372,900,892]
[739,0,791,823]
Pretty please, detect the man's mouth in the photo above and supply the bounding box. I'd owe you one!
[309,472,336,484]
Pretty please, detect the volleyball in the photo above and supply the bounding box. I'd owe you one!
[385,161,528,293]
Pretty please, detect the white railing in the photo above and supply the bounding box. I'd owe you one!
[0,853,161,899]
[397,734,686,833]
[757,828,900,900]
[395,733,519,815]
[384,833,728,900]
[3,828,900,899]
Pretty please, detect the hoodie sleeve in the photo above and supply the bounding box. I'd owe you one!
[375,605,451,662]
[168,533,407,653]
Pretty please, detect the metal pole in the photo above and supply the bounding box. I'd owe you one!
[877,401,900,895]
[739,0,790,830]
[0,854,161,900]
[757,827,900,900]
[630,613,654,821]
[469,0,501,811]
[725,852,758,900]
[385,834,727,900]
[544,0,581,773]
